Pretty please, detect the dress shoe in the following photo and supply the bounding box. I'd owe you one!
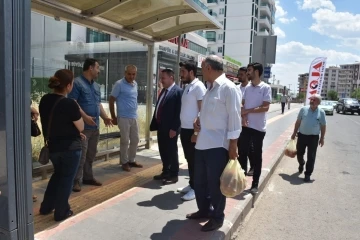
[250,182,258,194]
[72,180,81,192]
[129,162,143,168]
[83,179,102,186]
[186,211,211,219]
[54,210,73,222]
[201,219,223,232]
[162,176,178,185]
[304,175,311,182]
[153,173,169,180]
[122,163,131,172]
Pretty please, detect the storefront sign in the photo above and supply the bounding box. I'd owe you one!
[168,37,189,48]
[159,45,195,60]
[224,55,242,66]
[197,55,206,68]
[224,61,239,76]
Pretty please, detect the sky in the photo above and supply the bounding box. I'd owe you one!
[272,0,360,93]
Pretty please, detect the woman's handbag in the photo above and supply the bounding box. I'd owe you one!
[38,97,64,165]
[31,117,41,137]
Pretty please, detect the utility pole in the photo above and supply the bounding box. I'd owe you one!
[288,84,292,96]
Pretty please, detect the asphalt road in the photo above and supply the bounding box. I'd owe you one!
[233,111,360,240]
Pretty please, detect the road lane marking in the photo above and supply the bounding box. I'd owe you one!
[345,116,360,126]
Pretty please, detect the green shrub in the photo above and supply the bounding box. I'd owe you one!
[31,91,149,162]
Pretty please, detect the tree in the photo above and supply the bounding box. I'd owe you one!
[351,88,360,99]
[327,90,338,100]
[297,92,305,99]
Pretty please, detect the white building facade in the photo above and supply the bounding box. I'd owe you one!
[205,0,276,67]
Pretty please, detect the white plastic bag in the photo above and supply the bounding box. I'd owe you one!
[284,139,297,158]
[220,159,247,197]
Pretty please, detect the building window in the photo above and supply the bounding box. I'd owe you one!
[206,31,216,42]
[220,0,225,1]
[218,47,223,53]
[66,22,71,41]
[219,8,225,15]
[188,41,207,55]
[86,28,110,43]
[218,34,223,40]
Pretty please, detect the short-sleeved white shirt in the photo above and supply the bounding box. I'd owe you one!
[243,82,272,132]
[237,82,251,95]
[180,78,206,129]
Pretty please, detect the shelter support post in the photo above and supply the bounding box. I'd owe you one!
[0,0,34,239]
[145,44,155,149]
[175,35,182,85]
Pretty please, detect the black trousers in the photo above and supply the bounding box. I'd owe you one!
[194,148,228,222]
[180,128,195,188]
[296,132,319,177]
[239,127,266,185]
[157,129,179,177]
[281,102,286,113]
[237,127,255,170]
[40,150,81,220]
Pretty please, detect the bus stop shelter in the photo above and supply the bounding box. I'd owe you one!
[0,0,221,239]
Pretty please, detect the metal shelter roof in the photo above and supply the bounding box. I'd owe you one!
[31,0,222,45]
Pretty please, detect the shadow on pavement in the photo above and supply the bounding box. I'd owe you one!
[150,219,225,240]
[279,172,306,185]
[139,168,190,190]
[137,191,184,210]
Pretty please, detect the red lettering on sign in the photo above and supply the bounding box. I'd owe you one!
[168,37,189,48]
[311,72,320,77]
[313,62,322,71]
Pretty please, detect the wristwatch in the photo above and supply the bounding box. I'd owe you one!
[194,132,198,136]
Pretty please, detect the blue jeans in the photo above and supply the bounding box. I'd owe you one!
[194,148,228,222]
[40,150,81,221]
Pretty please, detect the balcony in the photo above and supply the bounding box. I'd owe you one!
[206,31,216,42]
[260,3,271,18]
[193,0,208,10]
[259,16,271,29]
[258,28,269,36]
[208,9,218,17]
[270,27,275,35]
[207,0,218,6]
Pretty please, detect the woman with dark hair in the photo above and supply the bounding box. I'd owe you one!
[39,69,85,221]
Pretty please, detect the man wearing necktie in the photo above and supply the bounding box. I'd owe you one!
[150,69,183,184]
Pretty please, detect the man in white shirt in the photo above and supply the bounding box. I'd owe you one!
[240,62,272,194]
[177,61,206,201]
[186,55,242,232]
[237,67,255,176]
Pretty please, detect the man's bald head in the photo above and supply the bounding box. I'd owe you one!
[201,55,224,82]
[202,55,224,71]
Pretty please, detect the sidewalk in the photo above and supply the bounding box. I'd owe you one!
[33,105,302,240]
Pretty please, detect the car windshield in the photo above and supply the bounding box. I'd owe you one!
[345,99,358,104]
[322,101,332,106]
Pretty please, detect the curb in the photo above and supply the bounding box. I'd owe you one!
[217,127,293,240]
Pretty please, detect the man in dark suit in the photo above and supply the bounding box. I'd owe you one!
[150,69,182,184]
